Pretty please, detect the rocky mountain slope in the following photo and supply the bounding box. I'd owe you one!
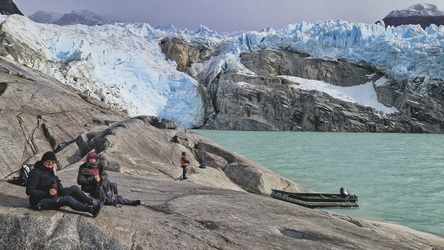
[1,55,444,249]
[0,0,21,15]
[162,37,444,132]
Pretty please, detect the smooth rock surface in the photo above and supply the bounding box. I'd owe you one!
[2,169,444,249]
[1,55,444,249]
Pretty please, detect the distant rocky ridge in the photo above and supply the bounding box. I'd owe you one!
[29,9,111,26]
[380,3,444,28]
[382,15,444,28]
[27,10,63,24]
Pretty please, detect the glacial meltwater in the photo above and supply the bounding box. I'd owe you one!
[194,130,444,236]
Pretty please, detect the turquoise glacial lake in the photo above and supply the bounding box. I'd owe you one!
[194,130,444,236]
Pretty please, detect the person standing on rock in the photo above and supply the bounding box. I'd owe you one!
[77,152,141,206]
[180,151,190,180]
[26,151,103,217]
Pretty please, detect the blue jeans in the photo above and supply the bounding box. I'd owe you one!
[181,165,187,178]
[109,182,134,205]
[38,186,93,212]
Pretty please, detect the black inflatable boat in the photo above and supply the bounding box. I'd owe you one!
[271,187,358,208]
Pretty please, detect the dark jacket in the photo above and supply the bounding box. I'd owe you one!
[77,162,108,193]
[26,161,63,208]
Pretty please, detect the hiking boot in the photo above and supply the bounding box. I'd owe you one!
[130,200,141,206]
[183,177,188,180]
[90,201,103,218]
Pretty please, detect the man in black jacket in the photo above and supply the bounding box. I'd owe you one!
[180,151,190,180]
[26,151,103,217]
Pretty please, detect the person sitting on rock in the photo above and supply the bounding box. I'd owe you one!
[180,151,190,180]
[77,152,141,206]
[26,151,103,217]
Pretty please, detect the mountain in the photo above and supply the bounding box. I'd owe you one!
[0,0,22,15]
[381,3,444,28]
[29,9,111,26]
[386,3,444,17]
[0,15,443,133]
[55,9,111,26]
[28,10,63,24]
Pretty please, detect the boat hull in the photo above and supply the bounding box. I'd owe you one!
[271,189,359,208]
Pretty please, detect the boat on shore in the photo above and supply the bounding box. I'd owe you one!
[271,187,358,208]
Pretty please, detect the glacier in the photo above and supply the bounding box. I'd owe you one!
[1,14,443,128]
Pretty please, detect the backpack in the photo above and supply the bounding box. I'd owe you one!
[100,179,119,205]
[7,164,34,186]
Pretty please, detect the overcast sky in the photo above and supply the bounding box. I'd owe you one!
[13,0,444,32]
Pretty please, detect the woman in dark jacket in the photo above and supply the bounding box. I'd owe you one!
[77,152,108,198]
[77,152,140,206]
[26,151,103,217]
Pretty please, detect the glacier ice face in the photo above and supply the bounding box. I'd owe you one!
[2,15,209,127]
[231,20,444,82]
[1,14,443,128]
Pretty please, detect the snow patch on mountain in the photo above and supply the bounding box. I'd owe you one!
[283,76,397,114]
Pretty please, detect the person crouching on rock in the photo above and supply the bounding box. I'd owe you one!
[26,151,103,218]
[180,151,190,180]
[77,152,141,206]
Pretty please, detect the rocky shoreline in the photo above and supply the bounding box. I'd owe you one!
[1,57,444,249]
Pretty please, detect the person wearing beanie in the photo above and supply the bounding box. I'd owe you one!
[180,151,190,180]
[26,151,103,217]
[77,151,141,206]
[77,152,108,197]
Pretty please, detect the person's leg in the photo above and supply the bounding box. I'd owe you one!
[59,186,103,217]
[111,183,119,194]
[39,195,102,217]
[117,196,141,206]
[117,196,131,205]
[182,166,187,179]
[39,196,90,212]
[62,185,95,205]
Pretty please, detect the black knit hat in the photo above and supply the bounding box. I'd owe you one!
[41,151,57,162]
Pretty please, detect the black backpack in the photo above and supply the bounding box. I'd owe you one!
[8,164,33,186]
[100,179,119,205]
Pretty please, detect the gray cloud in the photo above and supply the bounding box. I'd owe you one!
[13,0,444,32]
